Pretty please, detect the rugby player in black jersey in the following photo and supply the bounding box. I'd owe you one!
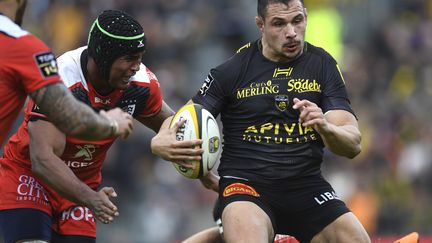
[152,0,371,242]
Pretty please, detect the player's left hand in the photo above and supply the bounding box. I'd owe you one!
[292,98,330,134]
[87,187,119,224]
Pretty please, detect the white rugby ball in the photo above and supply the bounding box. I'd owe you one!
[169,103,221,179]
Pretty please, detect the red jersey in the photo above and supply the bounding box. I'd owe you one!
[3,46,163,190]
[0,14,62,147]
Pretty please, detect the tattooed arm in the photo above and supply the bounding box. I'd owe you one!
[30,83,133,140]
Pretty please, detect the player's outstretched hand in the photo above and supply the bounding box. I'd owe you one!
[151,118,203,167]
[87,187,119,224]
[100,108,134,139]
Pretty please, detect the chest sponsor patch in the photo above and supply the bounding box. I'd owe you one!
[34,51,58,78]
[223,183,260,197]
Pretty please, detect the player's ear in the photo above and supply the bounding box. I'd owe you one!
[14,0,27,26]
[255,16,264,33]
[304,7,308,23]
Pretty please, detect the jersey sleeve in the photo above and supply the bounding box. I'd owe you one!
[138,69,162,117]
[26,98,49,122]
[192,57,238,117]
[320,56,355,116]
[16,35,62,94]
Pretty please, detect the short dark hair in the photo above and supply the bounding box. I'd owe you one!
[257,0,304,19]
[87,10,146,80]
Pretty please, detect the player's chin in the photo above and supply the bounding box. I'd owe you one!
[282,50,301,60]
[118,79,131,89]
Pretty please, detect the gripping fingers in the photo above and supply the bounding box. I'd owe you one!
[94,205,118,224]
[176,139,203,148]
[120,114,133,139]
[171,119,186,132]
[173,147,203,156]
[171,148,203,162]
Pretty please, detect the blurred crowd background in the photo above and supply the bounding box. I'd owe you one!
[2,0,432,242]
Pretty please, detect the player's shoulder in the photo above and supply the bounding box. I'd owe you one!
[57,46,85,65]
[57,47,87,88]
[230,41,257,62]
[214,40,258,73]
[129,64,155,85]
[0,15,28,38]
[305,42,337,63]
[0,15,52,55]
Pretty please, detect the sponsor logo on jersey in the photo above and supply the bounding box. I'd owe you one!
[121,99,137,115]
[66,144,98,168]
[199,73,215,96]
[61,206,94,222]
[123,104,136,115]
[314,191,340,205]
[275,94,289,111]
[74,144,98,161]
[16,175,49,205]
[287,79,321,93]
[236,80,279,99]
[242,122,318,144]
[65,161,95,168]
[34,51,58,78]
[273,67,293,79]
[95,97,111,104]
[223,183,260,197]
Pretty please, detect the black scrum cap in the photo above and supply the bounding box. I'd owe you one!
[87,10,146,80]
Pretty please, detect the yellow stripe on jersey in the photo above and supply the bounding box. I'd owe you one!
[236,42,251,53]
[336,64,345,84]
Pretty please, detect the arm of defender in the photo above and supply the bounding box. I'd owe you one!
[28,119,119,224]
[30,83,133,140]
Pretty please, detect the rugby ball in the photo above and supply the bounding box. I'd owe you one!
[169,103,221,179]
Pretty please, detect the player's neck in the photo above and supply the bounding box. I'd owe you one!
[87,59,114,95]
[0,2,17,21]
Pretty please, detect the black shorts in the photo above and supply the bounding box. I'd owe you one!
[217,175,350,243]
[0,208,95,243]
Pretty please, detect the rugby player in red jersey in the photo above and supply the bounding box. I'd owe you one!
[0,10,202,243]
[0,0,133,148]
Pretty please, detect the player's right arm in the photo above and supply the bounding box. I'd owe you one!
[28,118,119,224]
[29,83,133,140]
